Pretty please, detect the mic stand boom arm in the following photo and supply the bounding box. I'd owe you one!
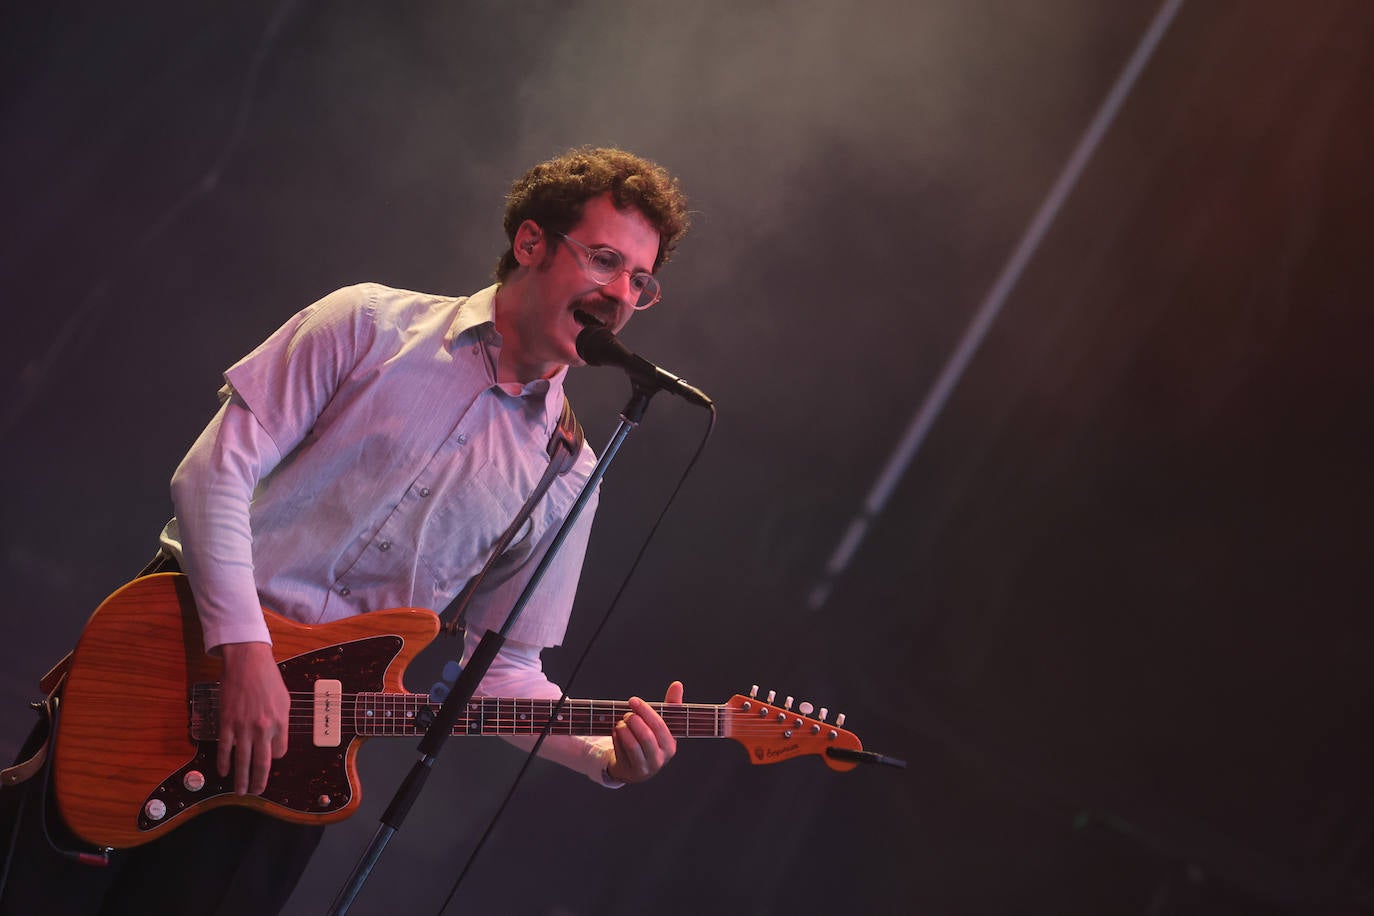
[328,381,659,915]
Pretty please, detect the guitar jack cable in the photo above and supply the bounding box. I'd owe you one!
[26,698,112,870]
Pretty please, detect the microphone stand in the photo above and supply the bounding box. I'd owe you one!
[328,381,659,915]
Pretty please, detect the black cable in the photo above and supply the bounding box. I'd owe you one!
[0,772,29,902]
[434,402,717,915]
[33,701,109,869]
[0,697,111,904]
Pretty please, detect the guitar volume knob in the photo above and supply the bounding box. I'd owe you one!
[143,799,167,822]
[182,770,206,792]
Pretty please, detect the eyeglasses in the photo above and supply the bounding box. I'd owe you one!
[549,230,662,310]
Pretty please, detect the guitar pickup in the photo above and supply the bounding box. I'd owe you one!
[189,683,217,740]
[313,679,343,747]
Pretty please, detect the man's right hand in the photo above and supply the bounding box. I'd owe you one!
[216,641,290,795]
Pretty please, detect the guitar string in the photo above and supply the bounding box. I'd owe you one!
[189,717,842,737]
[195,726,840,739]
[191,693,835,728]
[189,690,843,735]
[185,688,846,739]
[196,689,822,718]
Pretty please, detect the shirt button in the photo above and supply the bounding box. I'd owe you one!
[379,541,391,551]
[339,585,351,597]
[418,486,431,497]
[457,434,468,445]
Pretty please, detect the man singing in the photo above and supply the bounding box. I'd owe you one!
[0,146,692,915]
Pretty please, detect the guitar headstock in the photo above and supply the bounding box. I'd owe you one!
[723,686,862,772]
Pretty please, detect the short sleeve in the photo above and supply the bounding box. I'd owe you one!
[223,285,377,455]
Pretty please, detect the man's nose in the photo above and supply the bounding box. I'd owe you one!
[602,271,637,310]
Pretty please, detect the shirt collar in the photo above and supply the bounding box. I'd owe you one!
[447,283,569,438]
[444,283,498,347]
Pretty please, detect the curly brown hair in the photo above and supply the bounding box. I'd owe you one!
[495,146,690,282]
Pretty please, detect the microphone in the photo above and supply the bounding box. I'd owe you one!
[576,325,713,408]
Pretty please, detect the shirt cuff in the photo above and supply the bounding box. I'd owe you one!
[599,761,627,789]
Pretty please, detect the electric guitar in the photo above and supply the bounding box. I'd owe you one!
[52,573,863,849]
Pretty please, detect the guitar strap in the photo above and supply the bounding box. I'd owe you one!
[438,393,584,637]
[0,658,69,788]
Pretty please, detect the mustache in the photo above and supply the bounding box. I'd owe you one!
[571,295,620,324]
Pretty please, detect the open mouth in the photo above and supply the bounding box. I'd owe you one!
[573,308,607,329]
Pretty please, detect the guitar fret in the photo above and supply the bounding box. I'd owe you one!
[551,699,568,734]
[587,699,620,736]
[355,692,418,736]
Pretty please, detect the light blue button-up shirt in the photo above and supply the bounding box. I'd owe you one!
[162,283,598,652]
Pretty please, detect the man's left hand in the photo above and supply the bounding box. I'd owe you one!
[606,680,684,784]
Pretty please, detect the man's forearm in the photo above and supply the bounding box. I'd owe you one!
[168,395,282,650]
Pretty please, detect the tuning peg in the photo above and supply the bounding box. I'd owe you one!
[799,701,814,716]
[749,685,759,699]
[836,713,846,727]
[784,696,794,710]
[766,689,776,704]
[819,707,829,722]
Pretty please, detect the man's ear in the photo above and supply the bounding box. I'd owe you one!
[513,220,545,267]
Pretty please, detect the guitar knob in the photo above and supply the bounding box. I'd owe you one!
[784,696,794,710]
[143,799,167,822]
[819,707,829,722]
[836,713,846,727]
[182,770,206,792]
[749,685,759,699]
[766,690,776,704]
[799,702,814,716]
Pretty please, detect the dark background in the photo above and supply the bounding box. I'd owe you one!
[3,2,1372,913]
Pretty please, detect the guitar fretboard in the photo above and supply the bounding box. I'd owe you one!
[353,695,725,738]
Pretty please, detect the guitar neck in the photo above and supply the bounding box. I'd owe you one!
[191,684,862,770]
[354,694,726,739]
